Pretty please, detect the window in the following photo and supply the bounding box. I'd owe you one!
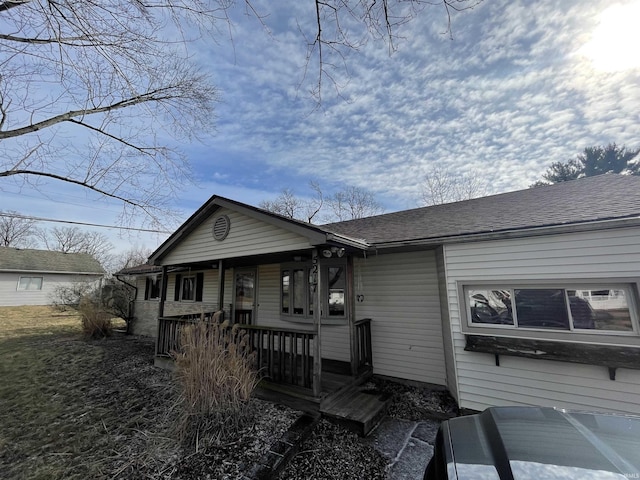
[327,266,345,317]
[17,276,43,291]
[174,273,204,302]
[281,261,347,320]
[181,276,195,301]
[466,285,636,333]
[145,276,161,300]
[281,267,312,316]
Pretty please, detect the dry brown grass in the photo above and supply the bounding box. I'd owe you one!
[0,306,299,479]
[0,305,82,339]
[173,319,259,450]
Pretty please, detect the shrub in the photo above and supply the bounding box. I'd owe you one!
[78,297,113,339]
[173,317,258,450]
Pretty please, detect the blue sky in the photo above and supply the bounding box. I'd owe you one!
[2,0,640,254]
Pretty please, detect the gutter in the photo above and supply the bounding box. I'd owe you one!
[113,273,138,335]
[325,232,370,250]
[0,269,105,275]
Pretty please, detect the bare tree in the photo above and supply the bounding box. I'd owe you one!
[260,189,305,220]
[421,167,489,206]
[327,186,384,221]
[1,1,480,228]
[0,210,38,247]
[260,182,382,223]
[112,245,155,272]
[0,0,221,228]
[38,226,114,268]
[303,0,482,101]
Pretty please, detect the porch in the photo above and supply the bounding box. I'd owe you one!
[156,314,387,434]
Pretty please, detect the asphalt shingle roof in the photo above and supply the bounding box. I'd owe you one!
[324,174,640,245]
[0,247,105,274]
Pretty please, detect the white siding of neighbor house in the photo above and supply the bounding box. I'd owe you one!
[255,264,350,362]
[161,208,313,265]
[443,226,640,414]
[354,251,447,385]
[0,272,102,307]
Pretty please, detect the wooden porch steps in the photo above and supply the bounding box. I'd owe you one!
[319,383,391,436]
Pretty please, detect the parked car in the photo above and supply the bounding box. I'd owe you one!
[424,406,640,480]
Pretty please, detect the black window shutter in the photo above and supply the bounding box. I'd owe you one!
[195,272,204,302]
[144,278,150,300]
[174,274,182,301]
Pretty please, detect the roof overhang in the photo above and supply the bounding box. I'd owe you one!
[149,196,370,264]
[369,215,640,251]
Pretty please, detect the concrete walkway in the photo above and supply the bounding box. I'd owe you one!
[364,417,440,479]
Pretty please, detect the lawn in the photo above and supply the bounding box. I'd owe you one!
[0,306,297,479]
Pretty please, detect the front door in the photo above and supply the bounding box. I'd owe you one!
[234,269,256,325]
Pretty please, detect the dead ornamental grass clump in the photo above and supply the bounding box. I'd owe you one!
[173,318,259,450]
[78,297,113,339]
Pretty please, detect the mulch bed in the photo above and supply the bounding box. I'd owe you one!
[278,377,458,479]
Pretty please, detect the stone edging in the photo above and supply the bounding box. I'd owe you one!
[243,413,320,480]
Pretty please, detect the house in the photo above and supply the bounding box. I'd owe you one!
[0,247,105,307]
[124,174,640,416]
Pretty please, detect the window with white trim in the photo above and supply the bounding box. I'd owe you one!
[17,276,43,291]
[466,285,637,333]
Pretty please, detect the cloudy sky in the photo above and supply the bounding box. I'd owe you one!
[2,0,640,253]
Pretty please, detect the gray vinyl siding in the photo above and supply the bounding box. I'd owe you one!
[163,269,220,317]
[162,208,313,265]
[0,272,102,306]
[435,247,459,400]
[354,251,447,385]
[130,276,158,337]
[444,226,640,414]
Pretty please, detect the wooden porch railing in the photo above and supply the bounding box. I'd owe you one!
[243,324,317,391]
[156,316,319,395]
[156,312,218,357]
[354,318,373,373]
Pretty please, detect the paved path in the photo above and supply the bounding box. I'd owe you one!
[364,417,440,479]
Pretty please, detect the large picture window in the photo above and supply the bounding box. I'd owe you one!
[467,285,636,333]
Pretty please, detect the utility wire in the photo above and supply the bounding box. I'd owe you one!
[0,212,172,234]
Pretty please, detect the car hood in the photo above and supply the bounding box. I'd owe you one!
[448,407,640,480]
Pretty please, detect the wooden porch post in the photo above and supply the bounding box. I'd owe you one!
[347,255,358,376]
[156,265,169,357]
[217,260,225,314]
[312,249,322,397]
[158,265,168,317]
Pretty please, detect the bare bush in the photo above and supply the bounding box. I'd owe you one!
[173,317,258,450]
[78,297,113,339]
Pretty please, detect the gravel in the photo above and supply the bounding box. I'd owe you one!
[278,378,458,479]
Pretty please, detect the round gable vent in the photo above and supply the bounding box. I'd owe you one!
[212,215,231,241]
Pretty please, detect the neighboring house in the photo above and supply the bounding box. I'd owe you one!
[0,247,105,307]
[124,174,640,416]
